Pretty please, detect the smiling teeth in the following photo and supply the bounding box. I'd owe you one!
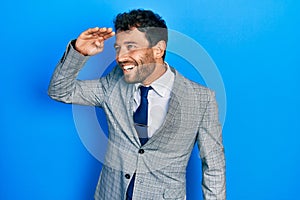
[124,65,135,70]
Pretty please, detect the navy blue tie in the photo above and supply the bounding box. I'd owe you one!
[126,86,151,200]
[133,86,151,145]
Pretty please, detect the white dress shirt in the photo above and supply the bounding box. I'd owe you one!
[133,62,175,138]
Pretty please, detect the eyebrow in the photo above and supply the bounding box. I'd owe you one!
[114,41,138,47]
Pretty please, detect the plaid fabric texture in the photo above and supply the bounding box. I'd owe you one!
[48,42,226,200]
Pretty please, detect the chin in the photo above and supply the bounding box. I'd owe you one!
[123,76,138,84]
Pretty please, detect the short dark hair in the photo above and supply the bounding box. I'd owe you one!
[114,9,168,59]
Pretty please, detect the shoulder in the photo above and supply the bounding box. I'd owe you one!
[101,65,124,84]
[171,67,213,98]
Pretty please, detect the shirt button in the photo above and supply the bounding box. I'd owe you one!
[125,174,130,179]
[138,149,145,154]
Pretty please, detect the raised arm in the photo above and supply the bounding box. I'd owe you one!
[48,27,115,106]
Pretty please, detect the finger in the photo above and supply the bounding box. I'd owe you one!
[95,27,113,35]
[102,31,115,40]
[78,27,100,39]
[79,27,114,41]
[85,27,100,34]
[104,28,115,37]
[84,27,110,39]
[97,28,115,38]
[99,27,108,32]
[101,27,113,33]
[93,27,107,36]
[94,40,102,47]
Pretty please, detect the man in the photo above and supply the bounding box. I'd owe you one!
[48,9,226,200]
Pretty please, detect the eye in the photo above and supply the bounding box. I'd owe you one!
[127,44,137,50]
[114,46,120,53]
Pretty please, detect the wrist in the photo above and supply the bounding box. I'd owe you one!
[72,40,88,56]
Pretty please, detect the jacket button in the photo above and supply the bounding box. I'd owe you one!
[125,174,130,179]
[138,149,145,154]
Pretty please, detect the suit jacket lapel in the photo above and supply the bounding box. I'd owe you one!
[126,84,142,146]
[108,68,186,147]
[145,68,185,147]
[107,77,141,146]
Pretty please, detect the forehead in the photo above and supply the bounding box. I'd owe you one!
[115,28,149,46]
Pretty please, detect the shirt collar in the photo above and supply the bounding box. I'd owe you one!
[134,62,175,97]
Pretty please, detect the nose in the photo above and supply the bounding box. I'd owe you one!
[116,46,129,62]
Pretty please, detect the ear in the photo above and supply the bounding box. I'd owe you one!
[152,40,166,59]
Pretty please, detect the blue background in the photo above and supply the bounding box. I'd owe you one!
[1,0,299,199]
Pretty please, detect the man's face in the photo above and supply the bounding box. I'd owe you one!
[114,28,158,85]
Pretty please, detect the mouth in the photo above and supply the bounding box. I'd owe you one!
[123,65,136,71]
[120,62,137,73]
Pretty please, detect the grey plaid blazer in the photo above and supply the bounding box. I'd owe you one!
[48,43,226,200]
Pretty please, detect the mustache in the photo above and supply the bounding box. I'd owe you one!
[117,57,139,67]
[117,58,139,67]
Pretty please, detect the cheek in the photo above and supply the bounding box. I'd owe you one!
[122,49,154,67]
[139,50,155,63]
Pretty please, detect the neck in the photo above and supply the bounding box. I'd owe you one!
[142,61,167,86]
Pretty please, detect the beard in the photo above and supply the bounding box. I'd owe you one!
[124,62,156,84]
[118,50,156,84]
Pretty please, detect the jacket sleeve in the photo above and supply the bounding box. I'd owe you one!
[48,40,114,107]
[197,90,226,200]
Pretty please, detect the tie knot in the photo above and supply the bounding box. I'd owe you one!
[139,86,151,98]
